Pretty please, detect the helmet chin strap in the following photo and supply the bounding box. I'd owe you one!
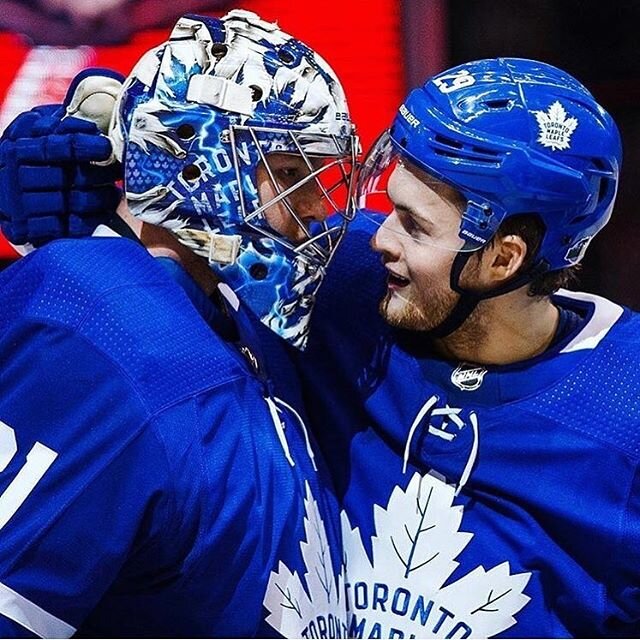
[426,250,549,340]
[426,252,480,339]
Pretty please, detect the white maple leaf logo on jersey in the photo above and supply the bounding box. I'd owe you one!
[533,101,578,151]
[263,482,347,638]
[342,472,531,638]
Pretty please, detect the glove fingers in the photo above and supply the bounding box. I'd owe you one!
[19,166,65,190]
[13,136,73,163]
[0,92,122,247]
[57,116,101,135]
[11,132,112,164]
[69,186,122,215]
[3,106,61,140]
[19,186,121,219]
[2,192,120,246]
[73,163,122,187]
[26,217,66,246]
[16,164,121,191]
[21,192,65,218]
[71,133,114,162]
[13,137,53,163]
[0,219,28,245]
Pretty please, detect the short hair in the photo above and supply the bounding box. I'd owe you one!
[486,214,579,297]
[422,170,579,296]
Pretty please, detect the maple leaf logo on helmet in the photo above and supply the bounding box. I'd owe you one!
[532,101,579,151]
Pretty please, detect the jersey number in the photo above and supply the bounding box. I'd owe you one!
[433,69,476,93]
[0,420,57,530]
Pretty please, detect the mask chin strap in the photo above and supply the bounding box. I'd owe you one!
[426,248,550,340]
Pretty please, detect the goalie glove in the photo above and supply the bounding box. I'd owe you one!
[0,68,125,250]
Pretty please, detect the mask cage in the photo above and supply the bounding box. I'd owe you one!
[230,124,359,266]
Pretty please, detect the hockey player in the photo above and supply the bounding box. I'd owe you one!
[0,10,358,638]
[3,58,635,637]
[299,58,636,637]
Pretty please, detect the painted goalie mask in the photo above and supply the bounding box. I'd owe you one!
[110,10,359,348]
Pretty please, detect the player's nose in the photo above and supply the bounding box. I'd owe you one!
[295,186,328,223]
[371,211,402,257]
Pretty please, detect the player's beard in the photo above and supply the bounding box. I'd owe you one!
[379,264,490,358]
[379,280,459,332]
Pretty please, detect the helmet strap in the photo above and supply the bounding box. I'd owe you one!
[426,252,480,339]
[426,250,549,339]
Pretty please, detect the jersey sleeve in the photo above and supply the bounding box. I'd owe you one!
[0,321,174,638]
[606,461,640,634]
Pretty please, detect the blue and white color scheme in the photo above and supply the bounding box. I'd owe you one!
[111,10,359,348]
[0,237,346,638]
[296,216,640,637]
[358,58,621,269]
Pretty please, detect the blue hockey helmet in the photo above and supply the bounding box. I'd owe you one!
[110,10,359,348]
[359,58,621,271]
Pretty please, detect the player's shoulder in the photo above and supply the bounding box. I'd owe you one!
[0,238,246,411]
[311,212,386,336]
[0,236,162,325]
[555,289,640,352]
[327,210,383,289]
[530,290,640,455]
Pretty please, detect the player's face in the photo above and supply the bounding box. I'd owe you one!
[371,162,465,331]
[256,153,328,244]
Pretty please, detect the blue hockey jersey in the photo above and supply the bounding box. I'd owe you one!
[0,237,346,638]
[298,214,640,638]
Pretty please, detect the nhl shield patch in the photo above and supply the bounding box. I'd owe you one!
[451,363,488,391]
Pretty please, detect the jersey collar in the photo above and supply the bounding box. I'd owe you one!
[402,290,624,406]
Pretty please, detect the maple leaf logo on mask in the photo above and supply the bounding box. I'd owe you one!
[342,472,531,638]
[263,482,347,638]
[532,101,579,151]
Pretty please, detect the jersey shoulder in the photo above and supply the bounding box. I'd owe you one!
[308,212,388,352]
[529,291,640,457]
[0,238,246,412]
[321,211,386,305]
[0,240,255,636]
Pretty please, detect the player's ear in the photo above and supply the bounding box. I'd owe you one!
[477,234,528,287]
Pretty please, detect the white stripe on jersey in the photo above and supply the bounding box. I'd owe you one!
[0,581,76,638]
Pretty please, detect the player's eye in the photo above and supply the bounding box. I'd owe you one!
[275,164,309,187]
[398,209,423,237]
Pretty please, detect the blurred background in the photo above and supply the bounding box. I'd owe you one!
[0,0,638,307]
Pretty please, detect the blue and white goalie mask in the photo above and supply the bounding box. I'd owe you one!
[110,10,359,348]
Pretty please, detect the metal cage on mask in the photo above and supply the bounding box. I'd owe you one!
[230,124,358,266]
[111,10,361,349]
[216,123,359,348]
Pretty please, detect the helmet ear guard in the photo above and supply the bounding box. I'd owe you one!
[111,10,360,348]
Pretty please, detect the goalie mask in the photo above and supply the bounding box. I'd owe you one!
[111,10,359,348]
